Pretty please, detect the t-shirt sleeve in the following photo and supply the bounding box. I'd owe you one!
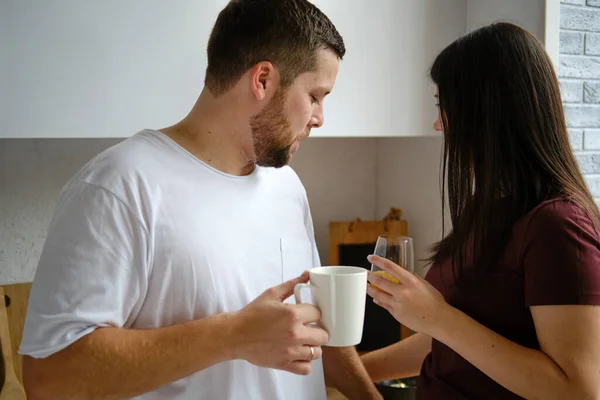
[19,181,149,358]
[523,201,600,306]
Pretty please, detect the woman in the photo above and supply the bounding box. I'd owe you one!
[363,22,600,399]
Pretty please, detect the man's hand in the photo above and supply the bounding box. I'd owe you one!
[231,272,329,375]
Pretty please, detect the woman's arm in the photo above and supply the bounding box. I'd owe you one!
[433,304,600,400]
[367,255,600,400]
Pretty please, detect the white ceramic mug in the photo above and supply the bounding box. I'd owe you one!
[294,266,367,347]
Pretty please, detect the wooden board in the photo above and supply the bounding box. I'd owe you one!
[0,287,15,380]
[0,286,27,399]
[329,219,408,266]
[1,283,32,384]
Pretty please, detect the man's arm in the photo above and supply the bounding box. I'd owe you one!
[24,274,329,400]
[322,346,382,400]
[24,314,233,400]
[360,333,431,382]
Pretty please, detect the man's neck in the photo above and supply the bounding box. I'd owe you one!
[160,89,257,176]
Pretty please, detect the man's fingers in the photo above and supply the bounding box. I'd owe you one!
[289,345,323,362]
[300,324,329,346]
[307,345,323,361]
[292,303,322,324]
[260,271,310,301]
[284,345,323,376]
[286,361,312,376]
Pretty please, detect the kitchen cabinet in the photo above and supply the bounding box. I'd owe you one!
[2,0,229,139]
[1,0,558,138]
[310,0,465,137]
[314,0,558,137]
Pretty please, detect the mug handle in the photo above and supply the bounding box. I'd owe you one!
[294,283,312,304]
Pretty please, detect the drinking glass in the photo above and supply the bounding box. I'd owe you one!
[370,235,414,289]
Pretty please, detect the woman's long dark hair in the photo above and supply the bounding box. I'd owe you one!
[429,22,600,284]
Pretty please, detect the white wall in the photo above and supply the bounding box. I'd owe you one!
[290,138,379,263]
[294,138,447,273]
[0,139,120,283]
[376,137,446,275]
[1,3,8,129]
[0,138,384,284]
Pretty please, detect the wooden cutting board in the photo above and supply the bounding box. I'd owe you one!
[1,283,32,385]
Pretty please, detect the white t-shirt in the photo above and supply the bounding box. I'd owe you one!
[20,130,326,400]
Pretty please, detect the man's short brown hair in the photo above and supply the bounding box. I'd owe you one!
[205,0,345,96]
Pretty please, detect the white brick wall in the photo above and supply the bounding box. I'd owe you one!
[588,0,600,8]
[560,31,585,54]
[560,1,600,202]
[561,80,585,101]
[585,81,600,102]
[588,33,600,54]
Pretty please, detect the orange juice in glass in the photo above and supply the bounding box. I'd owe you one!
[370,235,414,293]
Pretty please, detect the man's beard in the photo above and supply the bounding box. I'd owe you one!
[250,88,295,168]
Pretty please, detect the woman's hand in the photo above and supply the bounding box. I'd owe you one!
[366,255,452,336]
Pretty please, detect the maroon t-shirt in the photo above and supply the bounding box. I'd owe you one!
[418,199,600,399]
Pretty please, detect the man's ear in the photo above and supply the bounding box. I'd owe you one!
[249,61,280,101]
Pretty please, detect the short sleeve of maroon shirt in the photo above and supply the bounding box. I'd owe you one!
[418,199,600,400]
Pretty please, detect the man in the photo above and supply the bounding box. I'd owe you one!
[20,1,381,399]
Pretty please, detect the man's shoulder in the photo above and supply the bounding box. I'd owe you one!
[61,130,173,202]
[260,165,304,188]
[76,130,166,180]
[258,166,308,204]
